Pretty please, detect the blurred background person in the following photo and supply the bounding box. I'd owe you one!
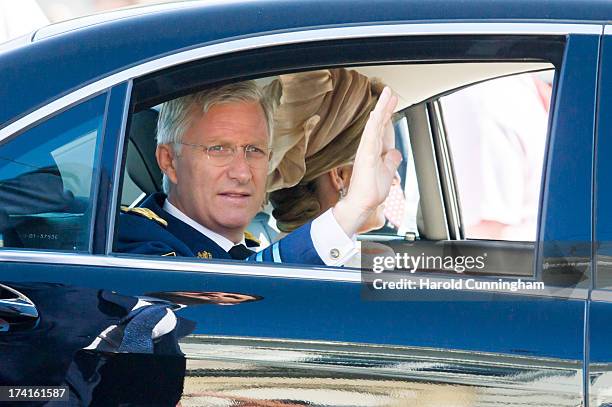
[441,72,552,241]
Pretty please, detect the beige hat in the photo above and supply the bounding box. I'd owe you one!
[265,68,383,192]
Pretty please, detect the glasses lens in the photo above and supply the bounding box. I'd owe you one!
[205,144,270,168]
[207,145,235,166]
[245,145,269,168]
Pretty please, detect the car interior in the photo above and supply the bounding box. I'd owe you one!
[118,61,554,277]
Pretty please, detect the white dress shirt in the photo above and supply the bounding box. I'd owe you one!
[163,199,357,266]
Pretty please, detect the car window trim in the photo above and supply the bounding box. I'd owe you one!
[0,22,602,143]
[96,81,133,255]
[428,100,462,240]
[0,249,589,299]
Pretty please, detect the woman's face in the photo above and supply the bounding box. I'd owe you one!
[315,165,402,234]
[330,165,398,234]
[341,165,387,233]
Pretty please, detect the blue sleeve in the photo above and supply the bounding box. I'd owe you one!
[247,221,324,265]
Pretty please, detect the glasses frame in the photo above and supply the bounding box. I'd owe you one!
[176,142,270,168]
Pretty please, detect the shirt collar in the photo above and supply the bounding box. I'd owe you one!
[163,198,245,252]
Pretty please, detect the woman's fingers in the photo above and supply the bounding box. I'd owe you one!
[383,149,402,174]
[382,121,396,153]
[359,87,398,159]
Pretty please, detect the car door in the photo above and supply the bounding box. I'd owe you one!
[0,85,189,405]
[117,25,596,406]
[0,23,599,406]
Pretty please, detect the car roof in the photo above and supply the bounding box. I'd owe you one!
[31,0,612,41]
[32,1,212,42]
[1,0,610,129]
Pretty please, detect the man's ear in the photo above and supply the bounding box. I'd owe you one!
[156,144,178,185]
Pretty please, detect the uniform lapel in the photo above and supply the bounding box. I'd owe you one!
[140,193,231,260]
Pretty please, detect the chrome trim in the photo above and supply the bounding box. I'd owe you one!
[180,335,583,407]
[0,22,602,142]
[105,80,133,255]
[0,250,362,282]
[0,284,39,319]
[432,102,461,239]
[0,250,589,298]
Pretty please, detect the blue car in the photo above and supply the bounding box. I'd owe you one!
[1,1,611,405]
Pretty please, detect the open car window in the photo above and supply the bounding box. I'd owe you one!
[117,65,554,278]
[113,33,563,282]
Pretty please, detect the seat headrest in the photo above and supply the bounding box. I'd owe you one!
[127,109,162,195]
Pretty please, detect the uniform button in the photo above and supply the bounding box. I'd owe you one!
[330,248,340,259]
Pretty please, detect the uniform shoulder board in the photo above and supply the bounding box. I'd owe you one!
[121,206,168,227]
[244,230,261,247]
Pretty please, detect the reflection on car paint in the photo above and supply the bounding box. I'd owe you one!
[0,283,193,405]
[179,336,582,406]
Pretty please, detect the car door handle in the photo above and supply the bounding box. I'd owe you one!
[0,284,39,332]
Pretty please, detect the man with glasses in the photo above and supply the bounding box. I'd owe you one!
[118,81,400,266]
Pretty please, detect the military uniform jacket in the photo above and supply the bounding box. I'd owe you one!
[117,193,325,265]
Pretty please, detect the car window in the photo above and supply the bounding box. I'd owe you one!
[361,67,555,280]
[0,94,106,252]
[360,115,420,241]
[369,70,554,279]
[441,71,552,242]
[117,66,550,275]
[116,33,562,277]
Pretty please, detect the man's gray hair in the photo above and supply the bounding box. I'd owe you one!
[157,81,273,193]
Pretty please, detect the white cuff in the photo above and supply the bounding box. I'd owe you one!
[311,208,358,266]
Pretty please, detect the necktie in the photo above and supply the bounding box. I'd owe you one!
[228,244,254,260]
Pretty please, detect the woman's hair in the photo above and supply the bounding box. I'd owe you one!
[269,75,384,232]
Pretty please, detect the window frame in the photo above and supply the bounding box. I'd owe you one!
[113,31,568,283]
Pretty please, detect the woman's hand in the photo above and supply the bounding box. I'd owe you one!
[333,86,401,236]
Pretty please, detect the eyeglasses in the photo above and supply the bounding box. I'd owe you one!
[177,142,270,169]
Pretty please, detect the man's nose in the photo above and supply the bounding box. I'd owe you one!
[226,150,252,183]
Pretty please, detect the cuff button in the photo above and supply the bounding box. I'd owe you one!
[330,248,340,259]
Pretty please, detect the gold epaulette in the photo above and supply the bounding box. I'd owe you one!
[121,206,168,227]
[244,230,261,247]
